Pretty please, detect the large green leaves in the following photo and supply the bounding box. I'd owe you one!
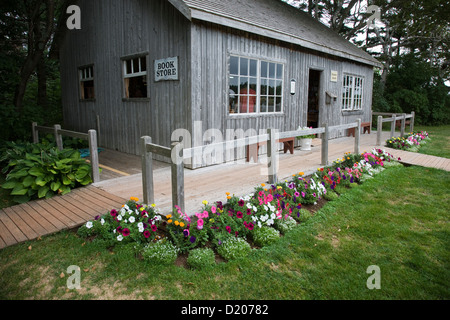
[0,142,94,204]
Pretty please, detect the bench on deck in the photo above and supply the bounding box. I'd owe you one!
[246,137,295,162]
[348,122,371,137]
[396,119,411,129]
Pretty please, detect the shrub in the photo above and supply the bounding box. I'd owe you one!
[324,190,339,201]
[187,248,216,269]
[1,141,93,203]
[142,239,179,265]
[250,226,280,247]
[274,217,297,234]
[215,234,251,261]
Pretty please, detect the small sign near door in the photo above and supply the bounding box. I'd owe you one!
[330,71,338,82]
[154,56,179,82]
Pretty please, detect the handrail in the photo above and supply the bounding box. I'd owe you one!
[31,122,100,183]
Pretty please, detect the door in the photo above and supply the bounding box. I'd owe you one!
[307,70,322,128]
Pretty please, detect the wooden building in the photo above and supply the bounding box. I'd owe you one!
[60,0,381,168]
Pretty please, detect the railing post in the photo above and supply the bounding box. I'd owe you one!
[32,122,39,144]
[355,119,361,155]
[376,116,383,146]
[321,123,329,166]
[88,129,100,184]
[267,128,278,184]
[390,115,396,138]
[141,136,154,206]
[400,113,406,137]
[54,124,63,151]
[171,142,185,213]
[410,111,415,132]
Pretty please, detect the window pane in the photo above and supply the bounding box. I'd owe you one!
[240,58,248,76]
[133,58,140,73]
[260,79,268,95]
[229,76,239,95]
[276,64,283,79]
[249,77,257,93]
[140,57,147,72]
[230,56,239,75]
[249,59,257,77]
[268,97,275,112]
[229,95,238,113]
[126,75,147,98]
[268,80,275,95]
[269,63,276,78]
[276,80,282,95]
[261,61,268,78]
[260,96,268,113]
[275,97,282,112]
[126,60,132,75]
[240,77,249,93]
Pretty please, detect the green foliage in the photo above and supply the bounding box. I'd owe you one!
[1,142,93,203]
[274,217,297,234]
[250,226,280,247]
[215,234,251,261]
[142,239,179,265]
[187,248,216,269]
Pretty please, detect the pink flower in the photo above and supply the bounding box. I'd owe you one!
[151,224,157,232]
[211,206,216,214]
[122,228,130,237]
[236,211,243,219]
[143,230,151,238]
[226,226,231,233]
[197,219,204,230]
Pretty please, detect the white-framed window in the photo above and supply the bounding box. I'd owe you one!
[123,55,148,98]
[79,65,95,100]
[342,74,364,110]
[228,55,283,115]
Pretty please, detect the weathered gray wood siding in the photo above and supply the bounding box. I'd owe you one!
[60,0,191,156]
[189,21,374,167]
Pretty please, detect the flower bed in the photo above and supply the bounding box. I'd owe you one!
[386,131,429,152]
[78,148,402,267]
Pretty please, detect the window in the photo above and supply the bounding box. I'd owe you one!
[342,74,364,111]
[123,56,148,98]
[229,55,283,114]
[79,65,95,100]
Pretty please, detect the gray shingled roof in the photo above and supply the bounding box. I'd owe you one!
[168,0,381,67]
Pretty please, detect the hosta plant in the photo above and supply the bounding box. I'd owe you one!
[1,142,94,203]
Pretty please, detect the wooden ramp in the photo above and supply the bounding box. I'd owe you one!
[384,147,450,171]
[0,186,126,250]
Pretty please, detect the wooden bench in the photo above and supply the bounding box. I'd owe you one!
[246,137,295,162]
[347,122,371,137]
[395,119,411,129]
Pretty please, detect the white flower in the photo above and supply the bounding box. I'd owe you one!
[267,218,274,225]
[129,216,135,223]
[137,222,143,229]
[257,221,262,228]
[100,218,105,225]
[117,235,123,241]
[253,206,257,212]
[117,215,123,221]
[138,226,144,233]
[86,221,93,229]
[246,203,252,209]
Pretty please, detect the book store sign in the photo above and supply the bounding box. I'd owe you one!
[154,57,179,82]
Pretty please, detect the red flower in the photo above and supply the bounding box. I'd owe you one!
[236,211,243,219]
[151,224,157,232]
[122,228,130,237]
[143,230,151,238]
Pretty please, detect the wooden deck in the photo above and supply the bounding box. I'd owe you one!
[0,186,126,249]
[1,132,449,250]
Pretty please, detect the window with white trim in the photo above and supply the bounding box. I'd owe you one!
[342,74,364,110]
[123,56,148,98]
[228,55,283,114]
[79,65,95,100]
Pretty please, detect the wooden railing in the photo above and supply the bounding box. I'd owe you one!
[373,112,415,146]
[31,122,100,183]
[141,119,364,211]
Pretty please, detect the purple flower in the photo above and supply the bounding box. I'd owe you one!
[189,236,196,243]
[294,192,300,197]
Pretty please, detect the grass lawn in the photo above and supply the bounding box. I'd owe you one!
[414,125,450,159]
[0,165,448,300]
